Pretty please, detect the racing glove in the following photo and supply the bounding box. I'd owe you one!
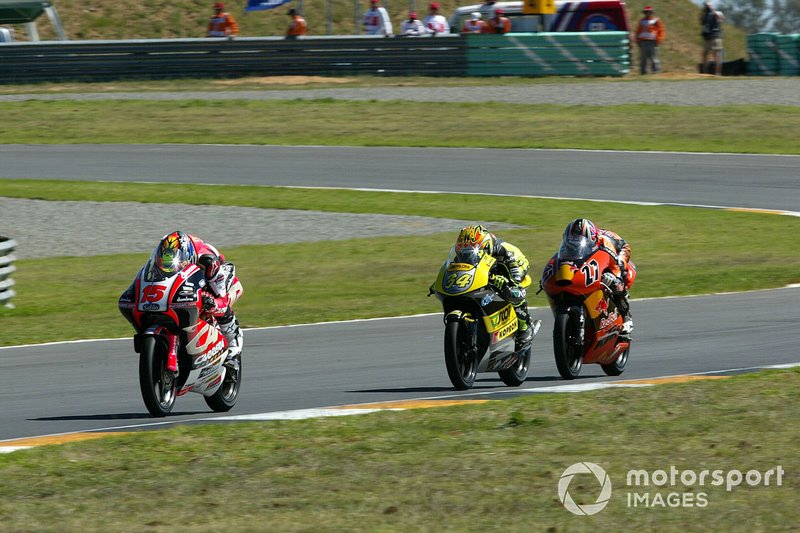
[602,272,623,293]
[201,293,217,312]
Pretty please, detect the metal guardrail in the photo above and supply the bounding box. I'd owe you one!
[0,237,17,309]
[0,35,468,83]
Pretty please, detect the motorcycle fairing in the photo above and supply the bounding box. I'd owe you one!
[434,252,495,296]
[483,303,517,343]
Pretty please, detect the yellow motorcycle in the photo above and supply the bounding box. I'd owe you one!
[430,248,540,390]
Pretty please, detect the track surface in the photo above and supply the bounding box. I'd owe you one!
[0,146,798,441]
[1,287,798,441]
[1,145,798,212]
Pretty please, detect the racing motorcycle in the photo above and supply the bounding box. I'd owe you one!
[430,247,541,390]
[540,236,636,379]
[118,258,243,417]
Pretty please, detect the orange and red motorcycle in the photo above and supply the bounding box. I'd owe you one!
[540,237,636,379]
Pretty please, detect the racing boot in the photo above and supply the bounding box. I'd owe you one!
[218,312,243,358]
[617,292,632,342]
[514,304,533,349]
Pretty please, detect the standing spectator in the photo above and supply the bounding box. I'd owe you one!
[462,12,485,34]
[424,2,450,35]
[634,6,665,74]
[363,0,393,36]
[207,2,239,38]
[286,8,307,38]
[482,8,511,34]
[700,1,724,75]
[401,11,429,36]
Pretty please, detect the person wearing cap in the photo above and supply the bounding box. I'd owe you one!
[700,1,725,75]
[286,8,308,39]
[482,8,511,34]
[401,11,428,36]
[207,2,239,38]
[363,0,393,36]
[634,5,665,74]
[423,2,450,35]
[462,12,485,34]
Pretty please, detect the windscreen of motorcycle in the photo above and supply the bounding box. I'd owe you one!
[558,235,598,264]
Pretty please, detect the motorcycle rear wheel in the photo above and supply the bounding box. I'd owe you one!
[602,345,630,376]
[553,312,583,380]
[139,336,177,417]
[204,354,241,412]
[444,319,477,390]
[498,346,531,387]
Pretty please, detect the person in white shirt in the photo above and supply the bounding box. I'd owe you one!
[423,2,450,35]
[401,11,429,36]
[363,0,393,36]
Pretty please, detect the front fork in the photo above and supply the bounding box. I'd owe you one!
[444,310,479,354]
[136,326,179,373]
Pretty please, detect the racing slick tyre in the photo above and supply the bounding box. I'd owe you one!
[139,336,177,417]
[601,345,630,376]
[205,354,242,412]
[498,346,531,387]
[553,312,583,380]
[444,319,477,390]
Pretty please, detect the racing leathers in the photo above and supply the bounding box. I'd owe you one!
[597,228,633,338]
[188,234,244,358]
[487,238,535,347]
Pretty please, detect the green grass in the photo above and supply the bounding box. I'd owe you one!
[2,179,799,347]
[1,368,797,531]
[1,100,798,153]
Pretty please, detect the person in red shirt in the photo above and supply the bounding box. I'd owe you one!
[635,6,665,74]
[482,8,511,34]
[207,2,239,38]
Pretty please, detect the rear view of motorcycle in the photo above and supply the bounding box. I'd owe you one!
[540,235,636,379]
[430,247,541,390]
[118,252,243,417]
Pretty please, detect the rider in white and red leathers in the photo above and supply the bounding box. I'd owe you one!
[150,230,243,357]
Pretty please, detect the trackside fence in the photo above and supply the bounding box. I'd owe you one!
[0,237,17,309]
[747,32,800,76]
[0,33,630,83]
[466,32,630,77]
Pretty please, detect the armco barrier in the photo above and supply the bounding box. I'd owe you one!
[466,32,629,77]
[0,237,17,309]
[0,35,467,83]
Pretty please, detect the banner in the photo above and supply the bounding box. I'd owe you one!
[245,0,291,12]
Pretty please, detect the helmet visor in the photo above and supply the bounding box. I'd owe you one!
[558,235,597,262]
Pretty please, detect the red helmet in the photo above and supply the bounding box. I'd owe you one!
[455,224,495,256]
[215,2,224,9]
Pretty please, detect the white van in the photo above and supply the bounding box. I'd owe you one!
[449,0,631,34]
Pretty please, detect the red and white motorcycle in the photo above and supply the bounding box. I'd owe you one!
[119,258,243,417]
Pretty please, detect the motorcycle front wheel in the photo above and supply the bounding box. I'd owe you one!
[553,312,583,380]
[499,346,531,387]
[204,354,241,412]
[444,319,477,390]
[139,336,177,417]
[602,344,630,376]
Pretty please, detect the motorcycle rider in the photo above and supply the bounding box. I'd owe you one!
[150,230,243,357]
[454,224,534,347]
[562,219,633,339]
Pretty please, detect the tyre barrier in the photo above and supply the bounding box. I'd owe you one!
[0,237,17,309]
[747,32,800,76]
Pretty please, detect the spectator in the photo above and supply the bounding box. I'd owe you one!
[207,2,239,38]
[700,1,725,75]
[634,6,665,74]
[363,0,393,36]
[424,2,450,35]
[462,12,485,34]
[286,8,307,38]
[401,11,429,36]
[482,8,511,34]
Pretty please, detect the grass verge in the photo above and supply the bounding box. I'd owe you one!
[1,180,799,347]
[1,100,799,153]
[0,368,797,531]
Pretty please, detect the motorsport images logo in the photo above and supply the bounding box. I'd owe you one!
[558,462,612,516]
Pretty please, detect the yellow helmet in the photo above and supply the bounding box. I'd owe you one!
[455,224,495,256]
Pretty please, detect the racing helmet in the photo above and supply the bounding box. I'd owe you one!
[156,231,196,274]
[455,224,495,256]
[563,218,598,245]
